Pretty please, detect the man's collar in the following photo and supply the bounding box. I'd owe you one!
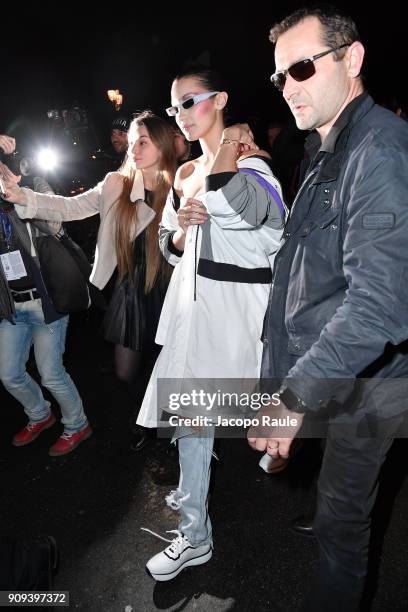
[320,92,368,153]
[305,91,369,155]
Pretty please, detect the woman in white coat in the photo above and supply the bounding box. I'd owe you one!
[137,66,286,581]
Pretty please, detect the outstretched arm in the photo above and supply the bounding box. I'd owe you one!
[0,162,121,222]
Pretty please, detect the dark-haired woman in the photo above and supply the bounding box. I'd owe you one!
[137,68,286,581]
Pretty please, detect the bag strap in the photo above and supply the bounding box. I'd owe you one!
[239,167,286,220]
[30,219,63,237]
[8,210,37,257]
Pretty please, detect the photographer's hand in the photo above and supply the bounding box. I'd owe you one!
[0,135,16,155]
[0,161,24,205]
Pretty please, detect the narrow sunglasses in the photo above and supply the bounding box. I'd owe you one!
[166,91,220,116]
[270,44,350,91]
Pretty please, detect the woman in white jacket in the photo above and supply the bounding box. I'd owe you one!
[0,112,177,446]
[137,66,286,581]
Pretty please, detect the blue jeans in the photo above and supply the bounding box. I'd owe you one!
[166,427,215,547]
[0,299,87,433]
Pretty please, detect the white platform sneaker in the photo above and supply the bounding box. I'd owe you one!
[145,530,213,581]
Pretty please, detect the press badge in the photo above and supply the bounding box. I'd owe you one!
[0,250,28,281]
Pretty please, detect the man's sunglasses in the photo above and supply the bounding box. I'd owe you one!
[166,91,220,117]
[270,44,350,91]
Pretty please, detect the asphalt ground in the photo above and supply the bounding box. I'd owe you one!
[1,311,407,611]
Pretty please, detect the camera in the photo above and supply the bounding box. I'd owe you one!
[1,151,36,178]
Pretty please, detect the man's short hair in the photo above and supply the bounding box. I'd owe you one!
[269,4,360,59]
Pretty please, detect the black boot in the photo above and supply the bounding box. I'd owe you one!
[130,426,155,452]
[291,514,315,537]
[33,536,59,590]
[0,535,59,591]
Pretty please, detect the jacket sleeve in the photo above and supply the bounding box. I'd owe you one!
[14,172,123,222]
[31,176,61,235]
[159,187,183,266]
[32,176,55,196]
[285,143,408,411]
[203,157,286,230]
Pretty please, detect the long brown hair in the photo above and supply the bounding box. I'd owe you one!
[115,111,176,292]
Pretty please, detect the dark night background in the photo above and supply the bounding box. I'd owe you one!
[1,1,406,163]
[1,4,408,609]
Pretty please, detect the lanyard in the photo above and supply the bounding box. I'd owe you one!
[0,210,13,250]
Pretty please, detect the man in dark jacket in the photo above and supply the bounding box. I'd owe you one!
[0,135,92,457]
[248,6,408,611]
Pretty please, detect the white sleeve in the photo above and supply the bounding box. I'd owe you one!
[15,172,123,222]
[203,156,286,230]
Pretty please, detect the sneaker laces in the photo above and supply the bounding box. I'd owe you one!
[60,431,74,440]
[27,418,50,431]
[141,527,186,550]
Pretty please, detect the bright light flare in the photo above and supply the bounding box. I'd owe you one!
[36,148,58,171]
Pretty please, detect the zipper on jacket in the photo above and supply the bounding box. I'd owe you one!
[289,166,319,217]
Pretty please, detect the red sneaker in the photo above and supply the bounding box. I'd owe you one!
[12,414,56,447]
[48,424,92,457]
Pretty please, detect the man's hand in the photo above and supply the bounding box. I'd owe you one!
[247,399,304,459]
[0,135,16,155]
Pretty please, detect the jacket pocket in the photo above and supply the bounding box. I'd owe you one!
[287,335,316,356]
[299,210,341,262]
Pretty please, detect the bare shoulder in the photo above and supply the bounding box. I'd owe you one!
[174,159,200,192]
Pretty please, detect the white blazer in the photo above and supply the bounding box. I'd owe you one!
[15,171,155,289]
